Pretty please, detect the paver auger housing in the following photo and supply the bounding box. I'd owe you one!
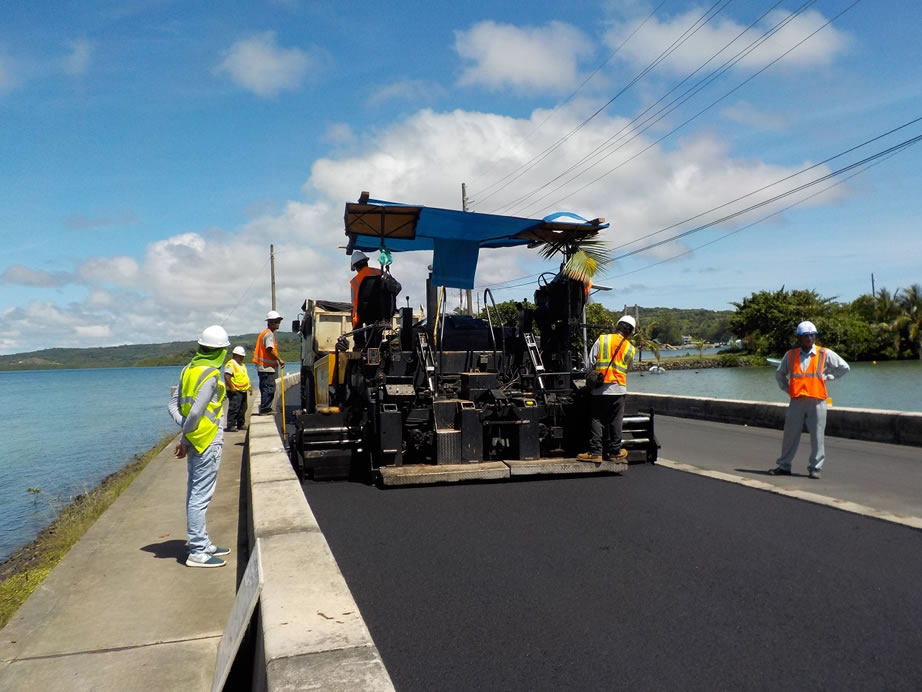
[288,193,658,486]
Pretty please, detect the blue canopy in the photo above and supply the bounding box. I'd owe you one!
[344,194,609,289]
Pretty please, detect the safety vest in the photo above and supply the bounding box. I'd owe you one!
[226,358,250,391]
[788,347,828,400]
[595,334,636,386]
[178,365,226,453]
[252,328,278,369]
[350,266,382,327]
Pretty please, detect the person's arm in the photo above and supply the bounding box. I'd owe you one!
[823,349,850,380]
[266,332,285,368]
[775,354,790,393]
[167,382,184,426]
[224,367,234,390]
[589,339,601,369]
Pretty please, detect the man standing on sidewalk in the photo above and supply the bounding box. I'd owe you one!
[577,315,637,462]
[224,345,254,432]
[168,325,233,568]
[769,320,850,479]
[253,310,285,415]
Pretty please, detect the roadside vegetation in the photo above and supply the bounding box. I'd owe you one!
[0,434,175,629]
[730,284,922,360]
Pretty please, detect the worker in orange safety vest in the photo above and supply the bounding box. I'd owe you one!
[769,320,849,479]
[349,250,381,349]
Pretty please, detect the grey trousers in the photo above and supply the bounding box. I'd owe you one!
[777,397,827,472]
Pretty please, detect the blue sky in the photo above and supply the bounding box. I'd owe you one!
[1,0,920,353]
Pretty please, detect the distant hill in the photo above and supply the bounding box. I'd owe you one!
[0,333,302,371]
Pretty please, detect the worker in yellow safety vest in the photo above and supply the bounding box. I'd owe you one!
[769,320,849,479]
[577,315,637,462]
[224,345,254,433]
[167,325,233,568]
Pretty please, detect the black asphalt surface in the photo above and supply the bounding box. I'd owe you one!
[303,467,922,691]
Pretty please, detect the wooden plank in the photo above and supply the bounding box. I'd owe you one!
[504,458,628,476]
[379,462,509,486]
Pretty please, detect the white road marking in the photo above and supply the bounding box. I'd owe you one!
[656,458,922,531]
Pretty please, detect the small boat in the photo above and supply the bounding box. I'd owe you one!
[648,365,666,374]
[766,357,782,366]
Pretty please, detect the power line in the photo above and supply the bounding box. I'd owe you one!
[472,0,735,211]
[469,0,668,203]
[610,114,922,253]
[610,146,915,280]
[523,0,863,218]
[499,0,800,216]
[613,131,922,262]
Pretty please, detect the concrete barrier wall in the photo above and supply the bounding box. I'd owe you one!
[626,392,922,447]
[247,372,395,691]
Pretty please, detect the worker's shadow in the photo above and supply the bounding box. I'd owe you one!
[735,468,805,477]
[140,539,188,564]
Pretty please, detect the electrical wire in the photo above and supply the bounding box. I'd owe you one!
[523,0,864,217]
[472,0,736,211]
[469,0,667,203]
[613,131,922,262]
[610,145,914,280]
[499,0,801,216]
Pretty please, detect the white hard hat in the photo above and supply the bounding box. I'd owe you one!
[350,250,368,268]
[198,325,230,348]
[796,320,818,336]
[266,310,283,321]
[232,345,246,356]
[617,315,637,330]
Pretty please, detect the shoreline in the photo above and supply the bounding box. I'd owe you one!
[0,433,176,629]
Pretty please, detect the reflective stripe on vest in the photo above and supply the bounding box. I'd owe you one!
[788,347,828,399]
[350,266,382,327]
[179,365,226,453]
[226,359,250,391]
[594,334,635,386]
[252,328,276,368]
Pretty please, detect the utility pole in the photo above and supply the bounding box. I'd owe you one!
[462,183,473,316]
[270,244,276,310]
[871,272,876,297]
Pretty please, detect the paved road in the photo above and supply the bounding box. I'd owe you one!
[303,466,922,691]
[653,415,922,518]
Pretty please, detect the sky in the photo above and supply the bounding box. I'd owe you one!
[1,0,920,354]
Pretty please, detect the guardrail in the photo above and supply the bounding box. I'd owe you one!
[246,371,394,691]
[627,392,922,447]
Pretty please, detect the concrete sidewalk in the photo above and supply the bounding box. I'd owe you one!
[0,428,249,691]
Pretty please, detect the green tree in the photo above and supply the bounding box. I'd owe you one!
[729,287,835,356]
[651,311,682,345]
[896,283,922,359]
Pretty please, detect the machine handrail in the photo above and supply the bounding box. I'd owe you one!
[482,288,506,377]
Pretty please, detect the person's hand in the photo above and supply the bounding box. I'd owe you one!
[174,441,188,459]
[825,374,835,381]
[279,359,285,368]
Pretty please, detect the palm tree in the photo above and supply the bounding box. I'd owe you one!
[897,283,922,359]
[875,288,904,357]
[694,338,706,360]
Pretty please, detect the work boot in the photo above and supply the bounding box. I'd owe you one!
[768,466,791,476]
[576,452,603,462]
[224,426,237,433]
[808,470,821,479]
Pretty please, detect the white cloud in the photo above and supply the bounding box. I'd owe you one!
[605,8,850,75]
[215,31,311,97]
[455,20,594,92]
[1,264,71,287]
[0,103,846,353]
[721,101,786,131]
[63,39,92,76]
[368,79,446,106]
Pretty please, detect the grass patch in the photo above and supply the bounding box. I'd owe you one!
[0,433,176,629]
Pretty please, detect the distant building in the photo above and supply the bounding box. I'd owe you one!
[682,335,693,345]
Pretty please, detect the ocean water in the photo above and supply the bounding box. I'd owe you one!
[0,364,260,563]
[630,359,922,412]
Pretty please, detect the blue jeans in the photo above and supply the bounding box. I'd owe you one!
[258,371,276,414]
[186,442,222,555]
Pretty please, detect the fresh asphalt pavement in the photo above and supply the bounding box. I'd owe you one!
[303,466,922,690]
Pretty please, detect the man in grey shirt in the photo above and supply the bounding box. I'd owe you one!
[769,320,849,479]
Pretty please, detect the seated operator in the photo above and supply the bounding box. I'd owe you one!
[349,250,381,350]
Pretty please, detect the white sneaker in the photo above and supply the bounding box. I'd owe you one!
[186,552,226,568]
